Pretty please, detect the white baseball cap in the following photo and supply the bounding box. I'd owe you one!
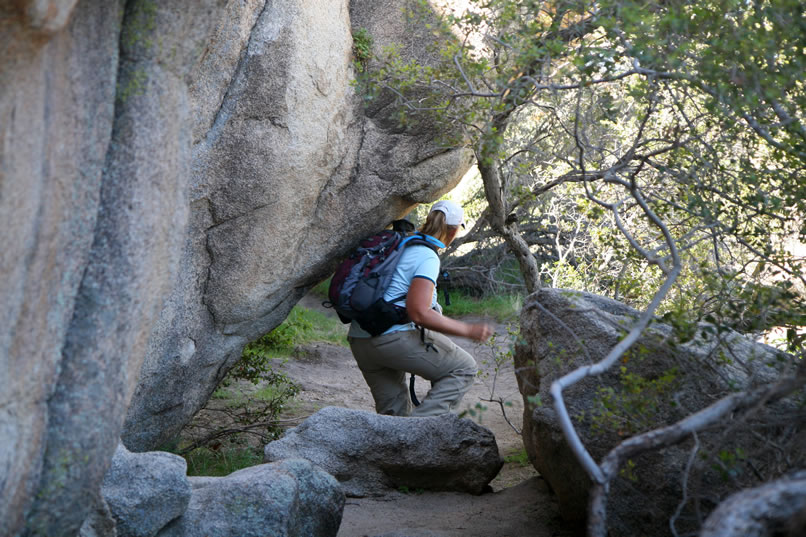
[430,200,465,228]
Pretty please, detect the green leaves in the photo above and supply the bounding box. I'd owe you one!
[590,363,680,437]
[352,27,373,73]
[357,0,804,359]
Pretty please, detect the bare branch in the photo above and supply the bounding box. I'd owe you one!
[551,89,685,485]
[669,431,700,537]
[550,258,680,486]
[480,396,522,435]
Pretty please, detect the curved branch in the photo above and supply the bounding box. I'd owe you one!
[549,260,680,485]
[552,104,684,486]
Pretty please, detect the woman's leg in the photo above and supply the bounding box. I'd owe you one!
[407,330,477,417]
[349,336,412,416]
[352,330,477,417]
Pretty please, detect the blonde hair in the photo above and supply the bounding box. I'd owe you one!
[419,210,458,245]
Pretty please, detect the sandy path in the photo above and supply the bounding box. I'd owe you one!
[272,295,578,537]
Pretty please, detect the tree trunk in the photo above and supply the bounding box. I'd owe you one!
[477,144,541,294]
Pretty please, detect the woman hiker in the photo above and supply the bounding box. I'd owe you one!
[348,200,494,417]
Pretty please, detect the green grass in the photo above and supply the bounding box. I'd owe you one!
[184,446,263,477]
[253,382,294,401]
[311,277,331,299]
[502,447,531,467]
[242,304,348,364]
[442,290,523,322]
[292,306,348,346]
[211,387,236,399]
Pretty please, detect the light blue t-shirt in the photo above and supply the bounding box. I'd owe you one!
[348,235,444,338]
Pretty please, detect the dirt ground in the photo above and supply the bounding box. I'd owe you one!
[269,295,579,537]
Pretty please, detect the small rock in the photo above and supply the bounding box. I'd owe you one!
[101,443,191,537]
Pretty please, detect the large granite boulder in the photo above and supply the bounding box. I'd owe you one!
[13,2,223,535]
[514,288,803,537]
[1,0,219,534]
[0,1,119,534]
[157,459,344,537]
[264,407,503,496]
[100,444,191,537]
[121,0,473,452]
[2,0,469,534]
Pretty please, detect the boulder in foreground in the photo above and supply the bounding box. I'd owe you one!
[101,443,191,537]
[264,406,503,497]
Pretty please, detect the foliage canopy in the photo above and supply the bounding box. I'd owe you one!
[363,0,805,349]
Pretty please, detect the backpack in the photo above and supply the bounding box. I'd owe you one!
[326,229,439,336]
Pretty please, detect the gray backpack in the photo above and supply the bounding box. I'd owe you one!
[326,230,438,336]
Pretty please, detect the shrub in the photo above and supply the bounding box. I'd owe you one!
[352,28,373,72]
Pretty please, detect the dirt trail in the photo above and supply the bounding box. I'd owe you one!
[273,295,578,537]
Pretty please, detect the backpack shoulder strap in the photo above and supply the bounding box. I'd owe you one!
[400,232,440,254]
[386,233,441,306]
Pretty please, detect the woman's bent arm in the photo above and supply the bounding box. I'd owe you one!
[406,277,493,342]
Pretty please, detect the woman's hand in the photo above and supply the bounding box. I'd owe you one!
[466,322,494,342]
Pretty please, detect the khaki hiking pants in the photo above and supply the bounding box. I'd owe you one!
[348,328,477,417]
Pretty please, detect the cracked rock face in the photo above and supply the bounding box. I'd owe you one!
[2,0,223,534]
[121,0,472,452]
